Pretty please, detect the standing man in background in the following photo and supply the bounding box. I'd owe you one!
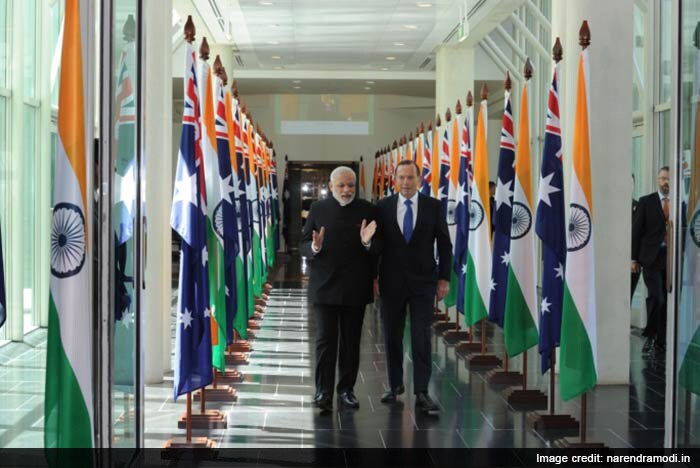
[368,160,452,414]
[632,167,671,354]
[301,166,378,412]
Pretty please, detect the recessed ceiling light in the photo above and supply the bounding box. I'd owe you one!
[393,42,405,46]
[274,66,283,70]
[416,2,433,7]
[380,67,388,71]
[403,24,418,30]
[364,87,372,90]
[259,1,273,5]
[385,56,396,61]
[271,55,282,59]
[267,40,279,45]
[293,80,302,83]
[293,86,301,90]
[365,80,374,84]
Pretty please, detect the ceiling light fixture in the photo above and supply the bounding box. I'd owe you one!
[274,66,283,70]
[259,1,273,5]
[403,24,418,30]
[393,42,405,46]
[271,55,282,59]
[365,80,374,84]
[385,56,396,61]
[267,40,279,45]
[416,2,433,7]
[293,86,301,90]
[293,80,301,83]
[380,67,388,71]
[364,87,372,90]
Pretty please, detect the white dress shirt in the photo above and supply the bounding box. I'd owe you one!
[397,192,419,234]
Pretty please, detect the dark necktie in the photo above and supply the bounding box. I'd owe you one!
[403,199,413,243]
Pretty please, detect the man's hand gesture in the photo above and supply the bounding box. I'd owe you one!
[312,227,325,252]
[360,219,377,246]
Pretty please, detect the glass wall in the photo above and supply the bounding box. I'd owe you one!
[674,0,700,449]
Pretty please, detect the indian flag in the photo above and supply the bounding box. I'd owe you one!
[504,77,539,357]
[464,94,492,327]
[45,0,93,448]
[199,57,227,372]
[444,112,461,308]
[560,42,597,401]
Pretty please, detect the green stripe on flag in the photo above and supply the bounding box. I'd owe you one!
[234,256,248,339]
[560,284,597,401]
[44,295,93,448]
[464,253,487,326]
[207,222,227,372]
[503,267,538,357]
[443,270,458,308]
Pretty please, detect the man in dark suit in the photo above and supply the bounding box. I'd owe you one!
[631,174,640,301]
[367,160,452,414]
[632,167,671,354]
[301,166,377,412]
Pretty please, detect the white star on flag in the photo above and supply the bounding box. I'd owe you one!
[455,182,467,206]
[202,246,209,267]
[120,310,134,329]
[226,286,230,296]
[537,172,560,207]
[203,307,211,318]
[501,251,510,266]
[179,308,193,329]
[115,163,137,215]
[541,297,552,314]
[461,263,467,275]
[495,177,513,210]
[173,163,198,209]
[489,278,497,291]
[220,174,235,205]
[554,262,564,280]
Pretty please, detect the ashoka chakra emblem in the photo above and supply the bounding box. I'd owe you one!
[691,211,700,248]
[51,202,86,278]
[446,199,457,226]
[567,203,592,252]
[469,200,485,231]
[510,202,532,240]
[213,201,224,238]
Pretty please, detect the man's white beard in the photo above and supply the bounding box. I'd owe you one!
[334,193,355,206]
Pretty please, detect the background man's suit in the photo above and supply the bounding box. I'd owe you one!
[374,193,452,394]
[632,192,668,346]
[301,197,377,398]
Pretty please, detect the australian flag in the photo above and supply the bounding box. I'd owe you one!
[437,127,451,218]
[420,130,432,196]
[454,113,472,314]
[488,93,515,328]
[215,83,240,344]
[170,42,213,400]
[535,67,566,374]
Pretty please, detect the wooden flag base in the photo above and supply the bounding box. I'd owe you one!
[455,341,484,357]
[443,330,470,344]
[254,302,266,311]
[432,311,448,321]
[432,321,456,333]
[225,352,249,366]
[193,386,237,402]
[229,341,252,353]
[248,319,261,330]
[246,329,257,339]
[162,436,217,449]
[527,412,580,436]
[503,388,548,410]
[553,438,606,449]
[253,311,264,320]
[177,410,227,429]
[217,370,244,384]
[466,354,502,370]
[485,369,523,386]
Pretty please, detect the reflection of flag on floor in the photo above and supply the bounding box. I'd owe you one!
[560,33,597,401]
[536,60,566,374]
[45,0,93,448]
[170,38,213,400]
[489,87,515,328]
[679,27,700,395]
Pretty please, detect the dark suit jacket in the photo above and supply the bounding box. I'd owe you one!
[374,193,452,299]
[632,192,667,269]
[301,197,378,306]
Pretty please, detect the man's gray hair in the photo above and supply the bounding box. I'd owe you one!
[330,166,356,183]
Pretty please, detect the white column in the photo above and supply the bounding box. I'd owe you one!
[553,0,633,386]
[142,0,173,384]
[435,42,475,121]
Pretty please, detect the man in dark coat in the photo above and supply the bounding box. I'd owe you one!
[367,160,452,414]
[632,167,671,354]
[301,166,378,412]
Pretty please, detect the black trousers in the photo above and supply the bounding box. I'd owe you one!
[381,293,433,394]
[314,304,366,396]
[642,266,667,345]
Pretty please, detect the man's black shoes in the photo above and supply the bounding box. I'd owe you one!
[338,391,360,409]
[313,392,333,413]
[380,384,405,403]
[415,392,439,413]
